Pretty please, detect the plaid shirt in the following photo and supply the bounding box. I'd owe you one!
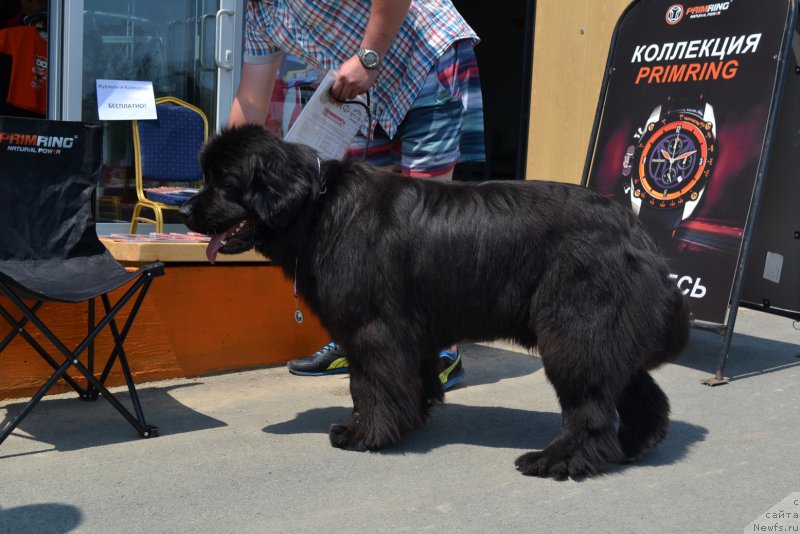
[244,0,478,138]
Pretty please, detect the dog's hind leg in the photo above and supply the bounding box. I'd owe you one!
[419,353,444,410]
[515,332,628,479]
[616,369,670,460]
[515,390,625,479]
[615,283,685,459]
[328,325,428,451]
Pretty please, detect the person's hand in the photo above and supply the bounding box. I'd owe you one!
[331,56,379,101]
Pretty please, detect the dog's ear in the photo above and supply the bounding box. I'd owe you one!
[244,132,318,229]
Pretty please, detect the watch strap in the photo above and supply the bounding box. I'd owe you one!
[663,97,715,139]
[664,97,704,118]
[637,205,684,243]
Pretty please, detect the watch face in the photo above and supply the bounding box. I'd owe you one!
[360,50,379,68]
[632,112,716,210]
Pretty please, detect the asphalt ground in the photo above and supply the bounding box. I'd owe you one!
[1,306,799,533]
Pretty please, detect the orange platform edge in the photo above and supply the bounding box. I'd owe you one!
[0,240,330,400]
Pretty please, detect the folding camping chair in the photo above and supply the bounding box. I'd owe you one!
[0,117,165,446]
[129,96,208,233]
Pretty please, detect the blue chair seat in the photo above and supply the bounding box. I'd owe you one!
[143,187,197,207]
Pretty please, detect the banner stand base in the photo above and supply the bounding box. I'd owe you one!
[701,375,730,387]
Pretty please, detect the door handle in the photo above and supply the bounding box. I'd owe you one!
[215,8,235,70]
[199,14,215,70]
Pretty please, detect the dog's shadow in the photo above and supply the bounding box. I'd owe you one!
[453,343,542,387]
[263,404,706,471]
[264,344,707,471]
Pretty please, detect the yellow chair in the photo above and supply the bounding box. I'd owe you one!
[130,96,208,233]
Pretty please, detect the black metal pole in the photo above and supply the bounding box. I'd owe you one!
[710,0,798,382]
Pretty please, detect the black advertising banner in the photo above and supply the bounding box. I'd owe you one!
[584,0,795,327]
[741,26,800,320]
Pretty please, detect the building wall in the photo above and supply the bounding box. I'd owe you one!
[526,0,632,183]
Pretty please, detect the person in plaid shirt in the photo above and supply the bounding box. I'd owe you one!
[232,0,485,385]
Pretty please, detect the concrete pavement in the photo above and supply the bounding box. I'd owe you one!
[1,306,799,533]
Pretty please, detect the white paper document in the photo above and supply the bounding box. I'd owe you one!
[284,70,369,161]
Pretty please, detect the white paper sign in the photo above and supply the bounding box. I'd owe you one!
[96,79,157,120]
[763,251,784,284]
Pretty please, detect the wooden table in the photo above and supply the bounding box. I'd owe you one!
[99,237,268,263]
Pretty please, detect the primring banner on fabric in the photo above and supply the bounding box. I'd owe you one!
[584,0,795,326]
[0,117,103,261]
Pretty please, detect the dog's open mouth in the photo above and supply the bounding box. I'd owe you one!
[206,221,256,264]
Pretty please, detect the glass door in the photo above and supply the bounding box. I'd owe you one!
[57,0,242,224]
[77,0,240,126]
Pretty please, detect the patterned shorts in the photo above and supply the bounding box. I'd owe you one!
[345,40,486,177]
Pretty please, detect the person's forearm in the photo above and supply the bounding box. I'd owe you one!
[229,95,269,127]
[229,60,281,127]
[331,0,411,100]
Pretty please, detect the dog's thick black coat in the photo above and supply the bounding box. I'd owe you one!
[181,124,690,479]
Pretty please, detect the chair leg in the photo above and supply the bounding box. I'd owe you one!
[84,277,159,437]
[97,273,153,385]
[154,205,163,234]
[0,301,89,397]
[0,274,159,445]
[130,203,142,233]
[85,298,98,400]
[0,357,76,445]
[99,290,153,426]
[130,203,164,234]
[0,300,44,352]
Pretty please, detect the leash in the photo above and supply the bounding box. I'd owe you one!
[294,93,371,324]
[329,91,372,159]
[293,258,304,324]
[294,157,323,324]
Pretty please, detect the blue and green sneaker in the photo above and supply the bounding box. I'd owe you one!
[438,349,465,391]
[287,343,465,391]
[286,342,349,376]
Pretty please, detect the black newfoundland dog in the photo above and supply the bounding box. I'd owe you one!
[181,124,690,479]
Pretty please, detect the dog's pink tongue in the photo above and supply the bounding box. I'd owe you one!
[205,224,238,264]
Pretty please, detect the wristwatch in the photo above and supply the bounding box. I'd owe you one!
[357,48,381,70]
[622,97,717,241]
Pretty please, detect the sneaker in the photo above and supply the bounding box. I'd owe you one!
[287,342,349,376]
[287,343,466,390]
[439,349,465,391]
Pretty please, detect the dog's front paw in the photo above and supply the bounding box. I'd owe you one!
[515,451,571,480]
[329,423,368,451]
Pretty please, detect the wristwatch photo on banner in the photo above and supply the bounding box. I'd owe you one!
[621,97,717,242]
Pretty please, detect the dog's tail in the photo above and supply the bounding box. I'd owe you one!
[645,283,691,370]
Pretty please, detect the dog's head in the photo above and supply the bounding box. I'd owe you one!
[180,124,320,263]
